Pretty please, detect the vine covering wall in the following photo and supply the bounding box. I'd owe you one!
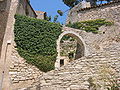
[14,15,62,72]
[66,19,113,33]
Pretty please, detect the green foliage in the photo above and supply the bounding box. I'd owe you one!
[86,0,97,6]
[62,0,98,8]
[14,15,62,72]
[61,35,75,43]
[66,19,113,34]
[45,16,52,21]
[53,15,59,23]
[62,0,80,8]
[57,10,63,16]
[45,15,60,24]
[61,35,71,41]
[68,51,74,59]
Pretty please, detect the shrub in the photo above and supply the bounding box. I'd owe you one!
[66,19,113,33]
[14,15,62,72]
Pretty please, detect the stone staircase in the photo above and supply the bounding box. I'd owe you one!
[18,42,120,90]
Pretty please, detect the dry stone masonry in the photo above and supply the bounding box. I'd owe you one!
[13,1,120,89]
[21,1,120,89]
[9,43,43,89]
[66,1,120,24]
[0,0,120,90]
[21,25,120,90]
[21,37,120,90]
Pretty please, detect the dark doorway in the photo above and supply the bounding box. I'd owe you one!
[60,59,64,67]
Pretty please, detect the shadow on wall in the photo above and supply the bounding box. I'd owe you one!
[0,0,11,56]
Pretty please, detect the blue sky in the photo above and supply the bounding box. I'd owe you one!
[30,0,69,24]
[30,0,109,24]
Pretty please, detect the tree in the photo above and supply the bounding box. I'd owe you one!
[62,0,97,8]
[106,0,112,3]
[86,0,97,6]
[45,16,51,21]
[62,0,81,8]
[53,15,59,23]
[57,10,63,16]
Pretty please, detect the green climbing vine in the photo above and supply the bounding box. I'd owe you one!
[14,15,62,72]
[66,19,113,33]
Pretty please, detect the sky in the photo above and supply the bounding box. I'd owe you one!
[30,0,69,24]
[30,0,109,24]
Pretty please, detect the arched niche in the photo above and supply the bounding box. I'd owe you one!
[55,31,88,69]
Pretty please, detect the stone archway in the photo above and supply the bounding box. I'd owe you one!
[55,30,87,69]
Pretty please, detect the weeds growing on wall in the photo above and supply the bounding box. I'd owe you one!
[14,15,62,72]
[66,19,113,33]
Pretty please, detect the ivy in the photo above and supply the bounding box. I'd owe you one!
[14,15,62,72]
[66,19,113,33]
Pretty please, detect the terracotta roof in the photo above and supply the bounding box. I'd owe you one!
[35,11,46,14]
[77,0,120,12]
[26,0,46,17]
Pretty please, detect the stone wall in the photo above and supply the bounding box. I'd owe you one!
[38,41,120,90]
[0,0,11,56]
[65,2,120,55]
[21,25,120,90]
[0,0,40,89]
[64,26,120,55]
[21,35,120,90]
[66,1,120,24]
[14,2,120,90]
[55,24,120,68]
[1,1,120,90]
[16,0,37,18]
[9,42,43,90]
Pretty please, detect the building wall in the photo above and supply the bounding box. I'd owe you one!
[35,11,46,20]
[16,0,37,18]
[0,0,37,57]
[66,1,120,24]
[0,0,11,56]
[0,0,41,89]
